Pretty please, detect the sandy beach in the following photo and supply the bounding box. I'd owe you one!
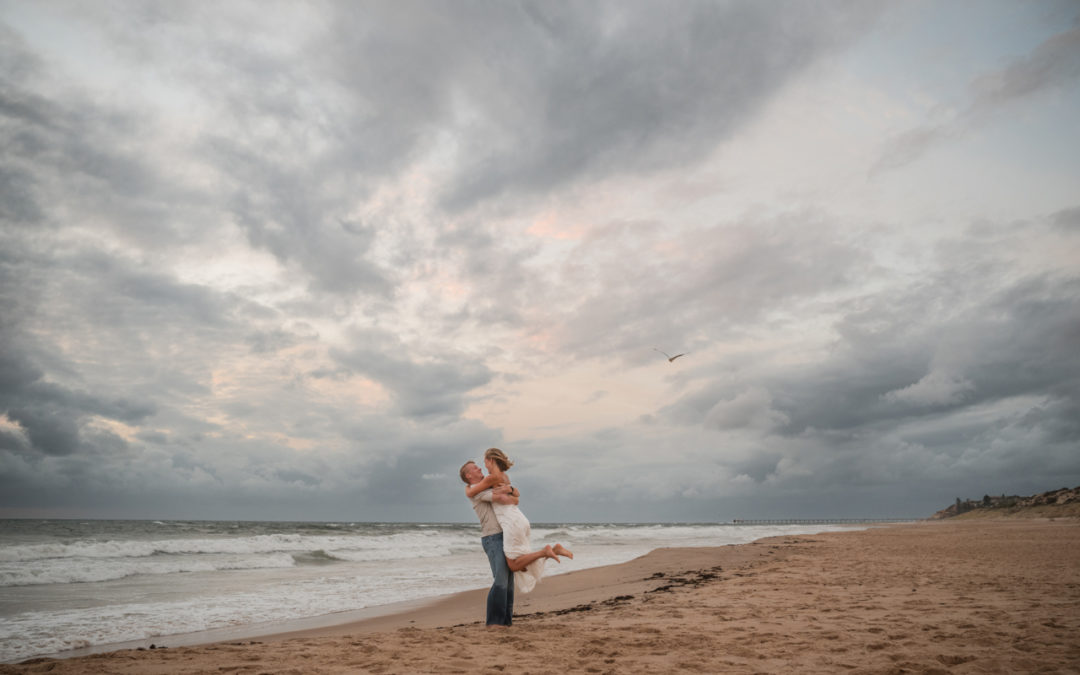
[3,519,1077,674]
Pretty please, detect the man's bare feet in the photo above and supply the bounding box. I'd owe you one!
[543,544,560,563]
[553,543,574,560]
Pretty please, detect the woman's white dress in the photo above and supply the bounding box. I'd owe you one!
[492,501,546,593]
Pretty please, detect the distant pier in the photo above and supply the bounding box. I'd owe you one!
[730,518,918,525]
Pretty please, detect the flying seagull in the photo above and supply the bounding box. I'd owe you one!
[653,347,687,363]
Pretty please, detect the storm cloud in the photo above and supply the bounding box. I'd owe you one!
[1,1,1078,521]
[874,20,1080,173]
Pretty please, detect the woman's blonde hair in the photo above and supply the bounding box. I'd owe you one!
[484,447,513,471]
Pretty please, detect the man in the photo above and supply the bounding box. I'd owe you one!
[459,460,520,626]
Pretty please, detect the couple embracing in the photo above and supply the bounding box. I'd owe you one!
[460,448,573,626]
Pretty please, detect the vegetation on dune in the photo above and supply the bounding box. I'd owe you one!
[931,486,1080,519]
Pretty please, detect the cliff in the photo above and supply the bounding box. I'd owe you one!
[931,486,1080,519]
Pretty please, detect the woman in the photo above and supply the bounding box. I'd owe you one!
[464,448,573,592]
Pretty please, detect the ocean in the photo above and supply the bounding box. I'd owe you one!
[0,519,866,663]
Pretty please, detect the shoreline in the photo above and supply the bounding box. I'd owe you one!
[29,594,449,662]
[5,519,1078,673]
[256,539,786,641]
[14,522,876,663]
[27,536,790,661]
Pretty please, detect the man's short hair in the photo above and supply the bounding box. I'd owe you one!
[459,461,476,484]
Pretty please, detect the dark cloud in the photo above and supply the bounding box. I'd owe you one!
[427,221,540,330]
[616,213,1080,513]
[0,408,501,521]
[328,330,494,419]
[550,212,870,363]
[0,348,154,457]
[105,0,885,226]
[967,23,1080,112]
[2,10,398,299]
[1051,205,1080,231]
[1,241,235,467]
[584,390,608,404]
[0,166,43,225]
[1,3,1076,521]
[421,0,885,211]
[664,269,1080,437]
[0,269,159,456]
[245,329,301,354]
[728,451,783,483]
[653,265,1080,508]
[217,151,396,297]
[0,23,204,248]
[874,22,1080,173]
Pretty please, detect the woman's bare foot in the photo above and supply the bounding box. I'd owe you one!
[543,545,560,563]
[553,543,574,560]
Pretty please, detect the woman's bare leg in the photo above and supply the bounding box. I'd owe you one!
[506,545,558,572]
[553,543,574,560]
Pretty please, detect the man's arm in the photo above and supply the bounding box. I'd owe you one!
[464,473,500,498]
[492,484,519,506]
[474,488,517,505]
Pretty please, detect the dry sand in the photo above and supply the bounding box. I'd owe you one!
[3,519,1078,674]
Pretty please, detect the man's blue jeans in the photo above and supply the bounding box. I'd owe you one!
[481,532,513,625]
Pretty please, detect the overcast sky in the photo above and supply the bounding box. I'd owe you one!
[1,0,1078,523]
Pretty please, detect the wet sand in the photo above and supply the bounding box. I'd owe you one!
[4,519,1078,674]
